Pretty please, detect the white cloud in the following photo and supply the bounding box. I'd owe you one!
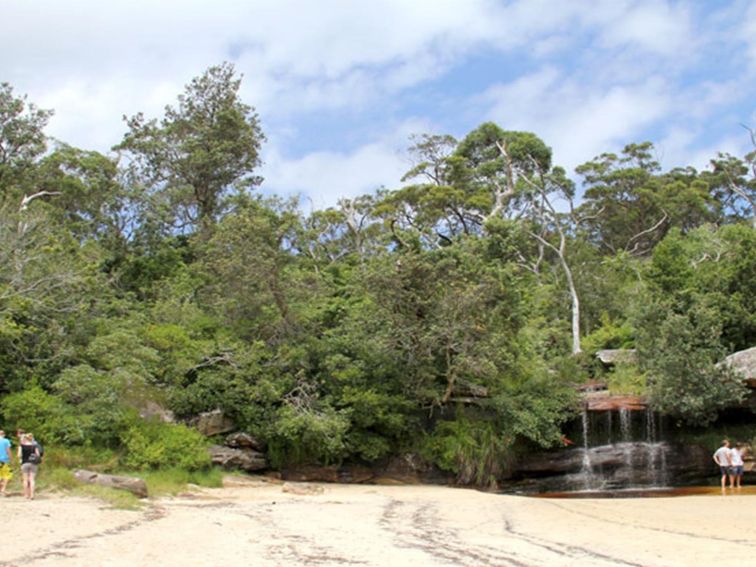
[744,2,756,71]
[594,1,694,57]
[260,119,429,209]
[0,0,752,208]
[480,68,672,168]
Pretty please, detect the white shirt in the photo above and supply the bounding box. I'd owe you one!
[714,446,731,466]
[730,448,744,467]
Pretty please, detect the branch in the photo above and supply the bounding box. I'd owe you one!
[19,191,61,212]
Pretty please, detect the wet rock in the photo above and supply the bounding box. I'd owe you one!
[584,393,647,411]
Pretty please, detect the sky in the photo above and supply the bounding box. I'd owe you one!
[1,0,755,209]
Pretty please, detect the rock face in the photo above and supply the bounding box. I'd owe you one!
[192,410,236,437]
[509,442,713,493]
[584,392,647,411]
[209,445,267,472]
[225,432,266,452]
[721,347,756,387]
[73,470,149,498]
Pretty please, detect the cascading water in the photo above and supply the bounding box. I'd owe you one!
[566,406,670,492]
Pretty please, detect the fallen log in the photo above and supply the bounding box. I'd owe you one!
[73,469,149,498]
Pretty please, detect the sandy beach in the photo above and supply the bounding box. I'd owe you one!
[1,478,754,567]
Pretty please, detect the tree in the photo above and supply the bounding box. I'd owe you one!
[115,63,265,235]
[0,83,53,200]
[576,143,713,256]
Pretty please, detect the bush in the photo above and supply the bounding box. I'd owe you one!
[422,417,509,488]
[265,404,350,467]
[120,420,211,471]
[1,386,80,444]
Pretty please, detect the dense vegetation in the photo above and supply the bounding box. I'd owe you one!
[1,64,754,486]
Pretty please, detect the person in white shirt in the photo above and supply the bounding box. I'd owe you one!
[712,440,732,490]
[730,443,745,489]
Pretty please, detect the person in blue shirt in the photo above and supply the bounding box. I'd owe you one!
[0,430,13,496]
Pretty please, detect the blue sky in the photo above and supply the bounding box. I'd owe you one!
[2,0,755,208]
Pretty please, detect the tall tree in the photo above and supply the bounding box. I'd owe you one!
[0,83,53,201]
[115,63,265,236]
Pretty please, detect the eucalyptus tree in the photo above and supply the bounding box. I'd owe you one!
[115,63,265,236]
[0,83,53,201]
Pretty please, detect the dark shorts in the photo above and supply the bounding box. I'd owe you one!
[720,465,732,475]
[732,465,744,476]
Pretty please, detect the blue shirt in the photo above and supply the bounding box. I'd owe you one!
[0,438,11,463]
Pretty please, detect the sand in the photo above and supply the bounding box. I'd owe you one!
[1,478,754,566]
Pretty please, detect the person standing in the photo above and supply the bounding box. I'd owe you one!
[0,431,13,496]
[730,443,745,489]
[18,433,40,500]
[713,439,733,491]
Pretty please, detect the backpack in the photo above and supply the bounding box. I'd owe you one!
[28,442,43,464]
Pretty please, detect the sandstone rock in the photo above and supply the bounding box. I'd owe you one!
[225,432,266,452]
[192,410,235,437]
[596,349,638,365]
[209,445,267,472]
[584,392,647,411]
[282,482,325,495]
[73,470,148,498]
[721,347,756,387]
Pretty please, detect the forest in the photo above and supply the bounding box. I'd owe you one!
[1,63,754,487]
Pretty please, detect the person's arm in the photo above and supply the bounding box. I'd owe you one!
[5,445,11,463]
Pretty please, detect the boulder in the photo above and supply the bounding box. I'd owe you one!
[721,347,756,387]
[192,410,235,437]
[209,445,267,472]
[596,349,638,365]
[73,470,148,498]
[225,432,266,452]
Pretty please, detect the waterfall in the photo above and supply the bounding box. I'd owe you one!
[619,408,631,441]
[579,407,597,490]
[562,407,670,492]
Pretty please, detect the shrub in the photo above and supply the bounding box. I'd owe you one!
[120,420,210,470]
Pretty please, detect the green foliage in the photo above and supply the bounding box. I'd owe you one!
[605,364,647,395]
[141,467,223,495]
[2,80,754,487]
[582,314,635,352]
[265,403,351,467]
[1,386,79,444]
[120,420,210,471]
[422,416,511,487]
[638,302,747,425]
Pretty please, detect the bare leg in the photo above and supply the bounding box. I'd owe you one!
[721,473,727,490]
[28,471,35,499]
[0,478,8,495]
